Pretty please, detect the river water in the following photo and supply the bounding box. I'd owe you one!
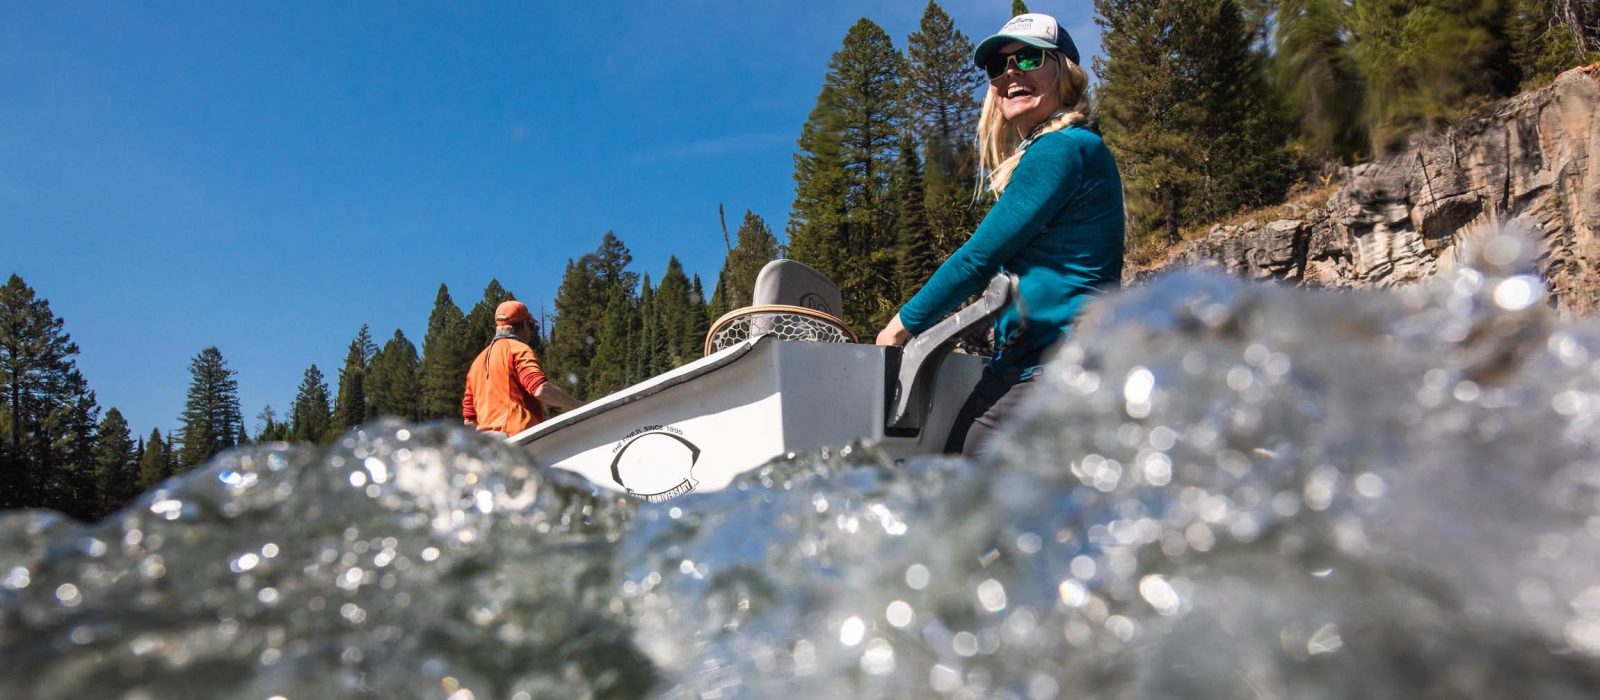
[4,233,1600,699]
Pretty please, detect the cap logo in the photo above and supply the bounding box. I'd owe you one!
[1001,14,1058,42]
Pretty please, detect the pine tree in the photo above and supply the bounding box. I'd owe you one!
[418,284,474,420]
[548,233,638,396]
[592,232,640,292]
[163,432,179,479]
[715,211,780,312]
[892,133,939,298]
[289,365,334,444]
[785,84,850,281]
[589,284,637,397]
[653,257,700,366]
[175,347,242,472]
[1274,0,1367,162]
[1013,0,1031,16]
[1192,0,1296,221]
[906,1,984,260]
[1507,0,1600,87]
[0,274,100,511]
[548,258,600,398]
[256,405,289,442]
[462,279,515,349]
[1348,0,1514,153]
[633,277,670,381]
[91,407,137,516]
[368,329,422,420]
[137,428,168,490]
[332,325,375,432]
[1097,0,1292,248]
[786,19,905,332]
[689,274,710,357]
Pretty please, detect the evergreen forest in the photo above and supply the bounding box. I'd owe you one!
[4,0,1595,520]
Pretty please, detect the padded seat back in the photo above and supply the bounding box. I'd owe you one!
[750,260,843,317]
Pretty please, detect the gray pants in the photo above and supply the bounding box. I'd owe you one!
[944,371,1038,458]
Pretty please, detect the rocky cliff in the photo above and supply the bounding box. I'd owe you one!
[1144,64,1600,316]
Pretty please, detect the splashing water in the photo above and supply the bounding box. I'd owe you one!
[5,233,1600,699]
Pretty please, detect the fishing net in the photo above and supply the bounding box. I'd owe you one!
[704,305,857,355]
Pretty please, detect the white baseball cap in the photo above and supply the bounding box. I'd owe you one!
[973,13,1081,67]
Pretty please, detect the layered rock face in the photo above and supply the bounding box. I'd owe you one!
[1148,64,1600,316]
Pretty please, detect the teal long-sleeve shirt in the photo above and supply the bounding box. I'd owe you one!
[899,125,1124,380]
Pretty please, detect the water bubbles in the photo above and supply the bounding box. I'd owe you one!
[1148,425,1177,451]
[951,631,979,657]
[364,457,389,484]
[860,638,895,675]
[1028,673,1060,700]
[1481,234,1525,267]
[1058,580,1088,607]
[54,583,81,607]
[1353,472,1386,499]
[1494,276,1542,310]
[2,567,30,590]
[905,564,930,590]
[1016,532,1042,554]
[1138,575,1181,616]
[148,498,185,521]
[229,552,260,573]
[838,616,865,646]
[1124,366,1155,418]
[1104,615,1138,643]
[1306,623,1343,655]
[885,600,914,628]
[1064,555,1096,583]
[7,261,1600,697]
[77,537,106,558]
[1140,451,1173,486]
[976,579,1008,613]
[929,663,963,693]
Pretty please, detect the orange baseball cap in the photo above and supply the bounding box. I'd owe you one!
[495,300,532,324]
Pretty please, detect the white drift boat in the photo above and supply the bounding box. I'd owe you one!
[508,260,1011,500]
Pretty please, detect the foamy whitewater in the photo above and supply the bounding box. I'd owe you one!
[4,232,1600,699]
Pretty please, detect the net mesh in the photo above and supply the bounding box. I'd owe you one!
[705,306,856,355]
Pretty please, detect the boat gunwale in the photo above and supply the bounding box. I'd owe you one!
[506,335,769,446]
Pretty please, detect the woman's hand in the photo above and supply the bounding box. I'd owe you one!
[876,313,912,347]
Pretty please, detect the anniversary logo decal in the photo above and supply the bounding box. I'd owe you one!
[609,425,701,502]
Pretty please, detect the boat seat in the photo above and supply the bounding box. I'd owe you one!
[704,259,856,355]
[749,259,843,315]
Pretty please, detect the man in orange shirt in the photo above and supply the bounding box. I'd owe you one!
[462,300,582,436]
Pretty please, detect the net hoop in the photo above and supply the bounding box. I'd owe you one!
[703,304,858,356]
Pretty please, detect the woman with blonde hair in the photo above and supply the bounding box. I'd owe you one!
[876,12,1124,457]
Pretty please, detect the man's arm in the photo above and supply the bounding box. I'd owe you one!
[512,344,583,412]
[534,382,583,412]
[462,379,478,428]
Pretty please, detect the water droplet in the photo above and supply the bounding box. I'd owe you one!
[860,638,895,675]
[905,564,930,590]
[839,616,865,646]
[886,600,913,628]
[55,583,82,607]
[977,579,1008,613]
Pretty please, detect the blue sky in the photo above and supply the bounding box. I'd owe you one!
[1,0,1102,439]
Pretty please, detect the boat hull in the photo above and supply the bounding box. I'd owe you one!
[509,338,984,499]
